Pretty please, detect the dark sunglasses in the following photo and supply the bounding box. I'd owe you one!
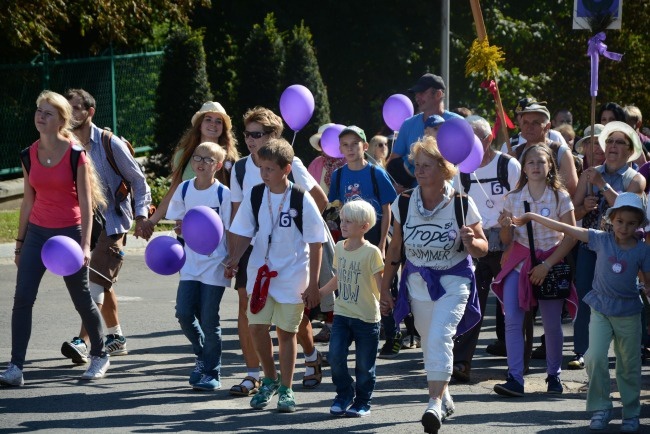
[243,131,269,139]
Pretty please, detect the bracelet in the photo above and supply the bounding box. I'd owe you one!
[15,238,24,243]
[541,260,551,270]
[14,248,21,255]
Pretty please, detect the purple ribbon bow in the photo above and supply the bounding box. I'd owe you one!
[587,32,623,97]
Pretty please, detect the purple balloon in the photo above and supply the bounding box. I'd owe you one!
[280,84,315,131]
[458,134,485,174]
[437,118,475,165]
[182,206,224,255]
[321,124,346,158]
[41,235,84,276]
[145,236,186,275]
[383,94,414,131]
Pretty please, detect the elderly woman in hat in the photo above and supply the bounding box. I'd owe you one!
[147,101,239,227]
[569,121,646,371]
[574,124,606,171]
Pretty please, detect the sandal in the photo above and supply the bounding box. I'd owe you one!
[302,351,323,389]
[451,362,470,383]
[229,376,260,396]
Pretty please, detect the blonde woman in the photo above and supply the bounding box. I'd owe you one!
[0,91,108,386]
[381,136,487,432]
[368,135,388,167]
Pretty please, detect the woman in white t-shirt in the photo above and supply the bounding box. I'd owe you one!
[381,136,488,433]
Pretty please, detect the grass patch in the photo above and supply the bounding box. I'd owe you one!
[0,209,19,243]
[0,209,176,244]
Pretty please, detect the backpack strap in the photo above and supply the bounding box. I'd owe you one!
[19,147,31,174]
[180,180,191,201]
[334,168,341,200]
[459,172,471,193]
[234,157,247,190]
[251,183,265,231]
[217,183,224,206]
[397,189,413,230]
[70,147,82,185]
[289,184,305,235]
[101,130,127,182]
[496,153,513,191]
[454,193,470,252]
[370,164,380,203]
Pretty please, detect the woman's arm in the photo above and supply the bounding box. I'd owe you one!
[308,184,328,213]
[379,203,391,258]
[148,177,181,225]
[15,167,35,266]
[76,162,93,266]
[461,221,488,258]
[381,219,402,314]
[498,209,514,246]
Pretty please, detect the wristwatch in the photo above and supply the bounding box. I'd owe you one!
[601,183,611,193]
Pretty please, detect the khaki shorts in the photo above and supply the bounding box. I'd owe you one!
[89,230,126,288]
[247,295,304,333]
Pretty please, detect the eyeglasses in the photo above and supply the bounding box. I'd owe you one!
[605,138,630,147]
[243,131,269,139]
[192,155,217,164]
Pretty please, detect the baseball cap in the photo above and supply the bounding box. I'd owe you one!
[519,103,551,120]
[424,115,445,129]
[339,125,367,142]
[513,97,547,117]
[408,73,446,93]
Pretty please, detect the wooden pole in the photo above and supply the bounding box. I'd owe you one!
[469,0,511,154]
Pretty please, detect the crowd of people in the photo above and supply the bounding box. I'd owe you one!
[2,73,650,433]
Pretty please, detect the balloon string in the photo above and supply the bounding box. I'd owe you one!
[456,171,466,227]
[471,172,492,203]
[290,130,297,147]
[88,266,112,284]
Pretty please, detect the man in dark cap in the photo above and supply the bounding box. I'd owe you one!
[386,73,462,188]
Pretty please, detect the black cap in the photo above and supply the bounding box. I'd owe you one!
[408,73,446,93]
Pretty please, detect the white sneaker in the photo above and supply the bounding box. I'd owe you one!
[0,363,24,387]
[80,355,110,380]
[442,387,455,420]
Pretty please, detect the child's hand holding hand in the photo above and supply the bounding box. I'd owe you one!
[380,289,394,316]
[498,210,513,228]
[302,283,321,309]
[174,220,182,236]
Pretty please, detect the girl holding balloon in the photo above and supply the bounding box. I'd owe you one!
[0,91,108,387]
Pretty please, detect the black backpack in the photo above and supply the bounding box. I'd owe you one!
[19,146,105,250]
[249,183,305,234]
[459,153,513,194]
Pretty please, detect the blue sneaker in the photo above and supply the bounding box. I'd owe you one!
[193,374,221,391]
[493,374,524,397]
[329,395,354,416]
[189,359,204,386]
[345,401,371,418]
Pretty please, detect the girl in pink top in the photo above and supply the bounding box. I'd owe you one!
[0,91,108,387]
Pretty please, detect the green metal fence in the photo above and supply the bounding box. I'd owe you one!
[0,48,163,178]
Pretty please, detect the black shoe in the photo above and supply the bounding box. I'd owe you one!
[494,374,524,397]
[378,332,402,359]
[486,339,507,357]
[531,344,546,360]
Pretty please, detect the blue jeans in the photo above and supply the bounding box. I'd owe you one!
[175,280,225,378]
[328,315,380,406]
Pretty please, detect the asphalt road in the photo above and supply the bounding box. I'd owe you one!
[0,235,648,433]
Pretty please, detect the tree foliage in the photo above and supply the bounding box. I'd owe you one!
[0,0,207,59]
[150,26,212,176]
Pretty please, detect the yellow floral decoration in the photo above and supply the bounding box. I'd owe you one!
[465,38,505,79]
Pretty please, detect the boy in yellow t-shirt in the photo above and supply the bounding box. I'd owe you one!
[319,200,383,418]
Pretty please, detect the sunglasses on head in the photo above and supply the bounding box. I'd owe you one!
[243,131,269,139]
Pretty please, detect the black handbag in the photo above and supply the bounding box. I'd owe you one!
[523,201,571,300]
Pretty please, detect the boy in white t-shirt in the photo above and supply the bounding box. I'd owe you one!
[319,200,383,418]
[226,139,326,413]
[166,142,232,391]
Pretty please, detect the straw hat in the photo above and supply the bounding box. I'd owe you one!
[191,101,232,130]
[598,121,643,162]
[574,124,605,155]
[309,123,335,151]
